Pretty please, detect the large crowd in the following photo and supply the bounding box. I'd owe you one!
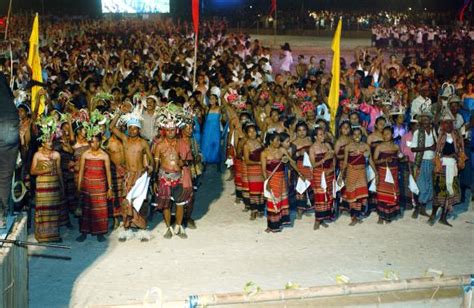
[0,15,472,242]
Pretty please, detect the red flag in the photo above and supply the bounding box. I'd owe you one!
[269,0,277,16]
[192,0,199,35]
[0,17,5,27]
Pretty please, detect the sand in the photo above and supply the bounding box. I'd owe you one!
[28,164,474,307]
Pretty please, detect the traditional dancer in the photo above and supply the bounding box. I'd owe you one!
[31,116,64,242]
[153,104,191,238]
[76,132,113,242]
[309,127,335,229]
[342,127,377,225]
[105,124,126,229]
[374,126,401,224]
[292,121,314,219]
[110,109,153,241]
[431,113,465,227]
[243,122,265,220]
[179,120,201,229]
[334,121,352,214]
[261,132,301,232]
[410,110,436,219]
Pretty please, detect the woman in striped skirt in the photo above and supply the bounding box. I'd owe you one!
[342,127,378,225]
[334,121,352,214]
[309,127,335,230]
[374,127,401,224]
[76,134,113,242]
[261,132,302,232]
[292,121,314,219]
[243,123,265,220]
[31,140,64,243]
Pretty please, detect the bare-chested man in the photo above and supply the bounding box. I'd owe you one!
[153,125,190,239]
[110,113,153,236]
[178,122,202,230]
[104,124,126,229]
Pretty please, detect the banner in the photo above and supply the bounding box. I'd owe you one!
[192,0,199,36]
[27,14,44,115]
[328,18,342,134]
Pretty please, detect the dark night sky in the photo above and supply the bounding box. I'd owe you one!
[0,0,466,16]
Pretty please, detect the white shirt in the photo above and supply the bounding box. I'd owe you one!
[410,129,436,160]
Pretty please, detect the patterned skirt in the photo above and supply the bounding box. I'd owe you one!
[433,166,461,211]
[312,167,335,221]
[109,163,126,218]
[247,164,265,213]
[241,162,250,209]
[376,166,400,220]
[296,160,314,211]
[343,165,368,217]
[122,171,147,229]
[80,160,109,235]
[266,170,290,231]
[34,175,61,242]
[233,158,243,200]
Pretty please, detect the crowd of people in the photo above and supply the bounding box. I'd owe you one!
[371,23,474,49]
[0,15,472,242]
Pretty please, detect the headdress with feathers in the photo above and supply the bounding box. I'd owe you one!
[154,103,186,130]
[36,115,58,143]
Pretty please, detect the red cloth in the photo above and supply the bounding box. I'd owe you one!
[269,0,277,16]
[192,0,199,35]
[80,159,109,235]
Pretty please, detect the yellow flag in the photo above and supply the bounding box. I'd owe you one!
[328,18,342,134]
[27,13,44,115]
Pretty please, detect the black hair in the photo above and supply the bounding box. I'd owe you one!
[383,126,394,135]
[375,116,386,125]
[265,132,279,146]
[279,132,290,143]
[295,120,308,132]
[244,122,257,134]
[90,133,103,142]
[351,126,363,135]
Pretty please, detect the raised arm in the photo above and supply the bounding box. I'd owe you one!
[109,113,127,142]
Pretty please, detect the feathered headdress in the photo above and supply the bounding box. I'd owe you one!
[117,105,144,129]
[154,103,186,130]
[133,92,147,106]
[82,110,110,141]
[36,115,58,143]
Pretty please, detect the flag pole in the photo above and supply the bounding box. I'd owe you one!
[4,0,13,40]
[273,0,277,46]
[192,33,198,89]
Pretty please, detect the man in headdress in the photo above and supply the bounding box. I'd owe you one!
[109,111,153,238]
[153,105,191,239]
[430,109,465,227]
[409,109,437,218]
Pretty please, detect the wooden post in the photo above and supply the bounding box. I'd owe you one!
[192,33,198,90]
[4,0,13,40]
[0,216,28,307]
[273,0,277,46]
[190,275,473,306]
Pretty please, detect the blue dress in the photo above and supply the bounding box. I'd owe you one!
[201,112,222,164]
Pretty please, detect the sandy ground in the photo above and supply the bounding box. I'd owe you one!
[28,164,474,307]
[28,36,473,307]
